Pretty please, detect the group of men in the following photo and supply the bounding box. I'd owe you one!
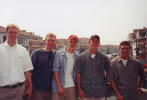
[0,24,146,100]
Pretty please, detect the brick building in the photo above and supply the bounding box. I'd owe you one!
[0,26,6,43]
[0,26,43,54]
[128,27,147,60]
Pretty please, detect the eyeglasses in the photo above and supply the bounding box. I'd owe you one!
[70,40,77,44]
[47,40,56,42]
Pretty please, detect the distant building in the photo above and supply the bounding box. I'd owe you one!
[0,26,6,43]
[29,39,43,54]
[56,37,119,54]
[128,27,147,60]
[0,26,43,54]
[56,38,66,50]
[78,38,89,53]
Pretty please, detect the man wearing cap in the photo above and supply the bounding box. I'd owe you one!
[75,34,110,100]
[52,35,79,100]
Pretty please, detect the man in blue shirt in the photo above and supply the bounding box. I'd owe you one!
[31,33,56,100]
[52,35,79,100]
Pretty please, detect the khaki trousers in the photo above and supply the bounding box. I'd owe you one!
[31,89,52,100]
[81,97,106,100]
[52,87,76,100]
[0,84,25,100]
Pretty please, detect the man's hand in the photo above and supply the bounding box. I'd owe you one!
[24,71,33,100]
[78,89,85,98]
[138,87,142,94]
[24,87,32,100]
[116,93,123,100]
[58,87,64,96]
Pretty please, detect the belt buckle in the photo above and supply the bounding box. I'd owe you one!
[9,83,23,88]
[16,83,19,87]
[10,84,17,88]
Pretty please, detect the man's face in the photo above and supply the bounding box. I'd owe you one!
[89,37,100,53]
[67,38,78,51]
[119,45,130,59]
[6,27,19,42]
[45,36,56,50]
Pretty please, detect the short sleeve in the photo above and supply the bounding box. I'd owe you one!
[105,57,111,73]
[107,62,115,82]
[31,50,38,69]
[52,52,61,72]
[75,56,82,74]
[23,49,33,72]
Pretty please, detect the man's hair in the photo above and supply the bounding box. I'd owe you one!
[119,41,131,48]
[6,24,20,32]
[45,33,56,40]
[89,34,100,42]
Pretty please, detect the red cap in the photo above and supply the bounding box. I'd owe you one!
[68,35,78,42]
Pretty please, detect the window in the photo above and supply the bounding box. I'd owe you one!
[3,36,6,42]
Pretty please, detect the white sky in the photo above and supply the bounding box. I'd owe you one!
[0,0,147,45]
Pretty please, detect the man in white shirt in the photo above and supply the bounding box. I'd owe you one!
[52,35,79,100]
[0,24,33,100]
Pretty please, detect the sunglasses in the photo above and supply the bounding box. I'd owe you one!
[70,39,78,44]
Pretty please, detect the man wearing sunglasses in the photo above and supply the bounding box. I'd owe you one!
[52,35,79,100]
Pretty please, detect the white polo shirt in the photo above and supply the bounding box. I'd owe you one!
[0,42,33,86]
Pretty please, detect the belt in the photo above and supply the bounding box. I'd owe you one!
[0,82,24,89]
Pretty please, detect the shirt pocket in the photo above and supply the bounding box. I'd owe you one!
[95,61,105,73]
[15,55,23,65]
[93,62,106,83]
[128,66,138,80]
[14,55,24,72]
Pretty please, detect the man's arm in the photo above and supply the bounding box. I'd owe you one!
[24,71,32,100]
[22,49,34,100]
[111,81,123,100]
[138,76,142,88]
[138,62,144,92]
[105,57,111,73]
[54,72,64,96]
[31,50,40,70]
[74,55,85,98]
[76,73,85,98]
[107,60,123,100]
[52,52,64,95]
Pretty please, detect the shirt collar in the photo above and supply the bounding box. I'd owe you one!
[61,48,78,57]
[4,41,17,49]
[118,55,133,63]
[88,50,99,58]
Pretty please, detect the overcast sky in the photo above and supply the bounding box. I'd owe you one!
[0,0,146,45]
